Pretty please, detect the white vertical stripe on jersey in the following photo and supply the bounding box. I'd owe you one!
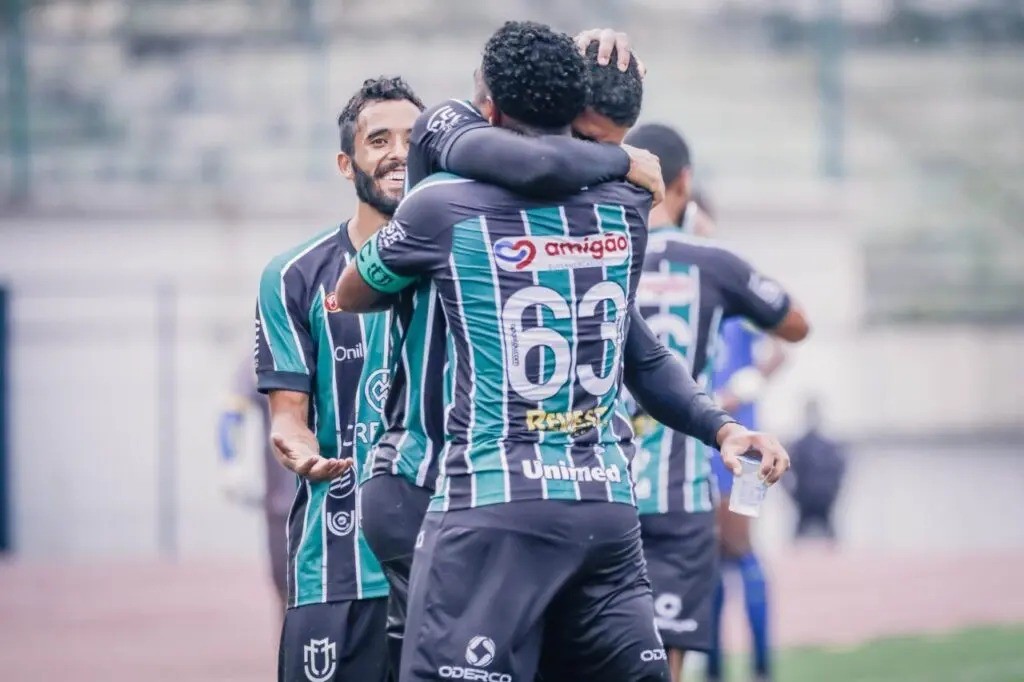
[415,285,439,487]
[447,251,477,507]
[520,210,549,501]
[558,206,583,500]
[480,216,512,502]
[591,204,615,502]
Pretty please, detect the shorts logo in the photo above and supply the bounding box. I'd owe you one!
[465,635,495,667]
[328,469,355,499]
[439,635,511,681]
[364,368,391,414]
[654,593,699,634]
[303,637,337,682]
[493,233,629,273]
[641,648,668,662]
[326,511,354,536]
[493,238,538,270]
[522,460,623,484]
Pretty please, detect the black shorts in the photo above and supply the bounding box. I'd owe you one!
[400,500,669,682]
[640,510,719,652]
[359,473,432,677]
[278,598,388,682]
[266,511,289,606]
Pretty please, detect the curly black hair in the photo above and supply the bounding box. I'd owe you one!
[337,76,424,154]
[584,43,643,127]
[482,21,588,131]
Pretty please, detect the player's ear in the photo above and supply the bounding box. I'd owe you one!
[485,99,501,127]
[337,152,354,181]
[679,167,694,199]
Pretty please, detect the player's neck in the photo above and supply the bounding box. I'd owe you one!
[348,204,389,250]
[648,201,682,229]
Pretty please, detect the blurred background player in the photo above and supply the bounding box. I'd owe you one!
[626,122,810,682]
[707,316,787,682]
[255,76,425,681]
[784,397,847,546]
[216,358,293,614]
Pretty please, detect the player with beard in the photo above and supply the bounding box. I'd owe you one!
[337,22,792,682]
[255,76,424,682]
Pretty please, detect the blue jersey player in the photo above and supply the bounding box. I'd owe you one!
[254,77,425,682]
[336,22,792,682]
[625,123,810,682]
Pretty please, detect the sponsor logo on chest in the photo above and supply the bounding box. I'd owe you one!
[636,271,697,307]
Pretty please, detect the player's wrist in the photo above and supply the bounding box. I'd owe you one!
[715,421,747,448]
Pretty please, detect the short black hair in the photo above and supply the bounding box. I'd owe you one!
[337,76,424,155]
[624,123,692,186]
[482,21,588,131]
[584,43,643,127]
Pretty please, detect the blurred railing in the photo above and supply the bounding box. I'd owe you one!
[2,0,1023,322]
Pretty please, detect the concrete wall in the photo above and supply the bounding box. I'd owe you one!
[1,217,1021,558]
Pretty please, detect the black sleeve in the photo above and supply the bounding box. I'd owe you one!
[444,128,630,198]
[622,306,736,447]
[713,247,792,330]
[407,100,490,188]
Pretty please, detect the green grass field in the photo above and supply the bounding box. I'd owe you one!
[705,625,1024,682]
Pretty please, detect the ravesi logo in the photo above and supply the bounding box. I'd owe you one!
[493,238,537,270]
[493,234,629,272]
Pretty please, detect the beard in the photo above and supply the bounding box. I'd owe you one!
[353,161,402,217]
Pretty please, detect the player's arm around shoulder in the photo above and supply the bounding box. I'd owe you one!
[335,173,466,312]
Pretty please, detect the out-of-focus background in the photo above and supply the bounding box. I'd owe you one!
[1,0,1023,680]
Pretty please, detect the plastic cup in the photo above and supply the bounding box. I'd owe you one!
[728,454,767,518]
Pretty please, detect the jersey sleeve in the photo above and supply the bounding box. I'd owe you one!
[254,263,315,394]
[442,127,630,198]
[354,175,462,294]
[406,99,489,189]
[714,248,792,330]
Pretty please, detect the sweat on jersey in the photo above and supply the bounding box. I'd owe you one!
[357,171,653,511]
[367,99,633,493]
[254,223,393,607]
[631,226,791,515]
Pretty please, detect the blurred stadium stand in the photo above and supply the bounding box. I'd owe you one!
[0,1,1022,559]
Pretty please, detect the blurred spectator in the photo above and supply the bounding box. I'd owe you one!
[217,358,293,612]
[784,398,846,544]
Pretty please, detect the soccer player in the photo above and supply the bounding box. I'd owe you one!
[707,317,787,682]
[336,22,791,682]
[358,35,669,679]
[625,123,811,682]
[216,358,293,613]
[254,76,425,682]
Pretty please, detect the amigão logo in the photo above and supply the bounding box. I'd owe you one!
[493,234,629,272]
[493,238,538,270]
